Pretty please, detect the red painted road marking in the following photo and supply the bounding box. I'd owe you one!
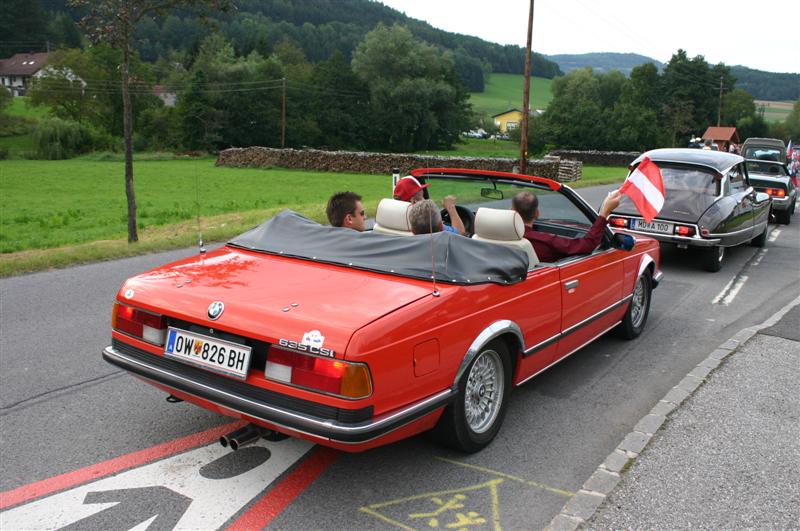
[226,446,340,530]
[0,421,243,510]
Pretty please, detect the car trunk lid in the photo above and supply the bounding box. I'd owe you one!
[119,246,436,357]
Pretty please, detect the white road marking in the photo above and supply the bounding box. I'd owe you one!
[712,278,735,305]
[714,275,747,306]
[0,438,312,530]
[752,249,768,266]
[769,229,781,242]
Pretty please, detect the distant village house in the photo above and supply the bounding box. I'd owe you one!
[492,108,545,133]
[0,53,50,96]
[0,52,85,96]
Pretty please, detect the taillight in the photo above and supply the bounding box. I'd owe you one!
[765,188,786,197]
[113,302,167,345]
[674,224,696,237]
[608,216,629,228]
[265,347,372,399]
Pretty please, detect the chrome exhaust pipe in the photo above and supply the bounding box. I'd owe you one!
[220,424,265,451]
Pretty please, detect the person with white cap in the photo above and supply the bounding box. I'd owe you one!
[392,176,466,235]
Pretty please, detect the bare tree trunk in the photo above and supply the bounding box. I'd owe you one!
[519,0,534,174]
[122,37,138,243]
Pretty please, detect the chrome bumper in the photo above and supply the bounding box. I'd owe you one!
[628,229,720,247]
[103,345,454,444]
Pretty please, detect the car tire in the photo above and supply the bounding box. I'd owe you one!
[776,209,791,225]
[432,341,512,453]
[616,273,652,339]
[702,246,724,272]
[750,224,768,247]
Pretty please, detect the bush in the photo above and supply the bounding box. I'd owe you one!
[0,146,8,160]
[32,118,112,159]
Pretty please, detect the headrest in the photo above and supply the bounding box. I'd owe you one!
[375,198,411,232]
[474,208,525,241]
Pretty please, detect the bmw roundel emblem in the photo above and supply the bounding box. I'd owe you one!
[207,301,225,320]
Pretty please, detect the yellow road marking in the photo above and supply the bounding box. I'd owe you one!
[360,478,503,531]
[435,457,574,498]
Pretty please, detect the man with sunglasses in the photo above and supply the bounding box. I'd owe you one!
[326,191,367,232]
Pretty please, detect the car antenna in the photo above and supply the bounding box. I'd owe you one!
[428,207,440,297]
[195,161,206,254]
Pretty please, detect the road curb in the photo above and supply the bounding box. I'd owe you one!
[544,294,800,531]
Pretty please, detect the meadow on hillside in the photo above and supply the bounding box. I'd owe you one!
[469,74,553,117]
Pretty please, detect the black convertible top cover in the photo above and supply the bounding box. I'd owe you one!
[228,210,528,285]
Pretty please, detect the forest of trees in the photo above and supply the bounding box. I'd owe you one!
[4,0,562,93]
[521,50,800,152]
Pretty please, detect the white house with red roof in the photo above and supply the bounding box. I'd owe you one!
[0,52,51,96]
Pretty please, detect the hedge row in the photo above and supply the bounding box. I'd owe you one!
[548,149,640,167]
[216,147,564,180]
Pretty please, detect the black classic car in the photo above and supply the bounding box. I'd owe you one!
[745,159,796,225]
[609,148,771,272]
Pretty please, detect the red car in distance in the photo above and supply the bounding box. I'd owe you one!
[104,168,662,453]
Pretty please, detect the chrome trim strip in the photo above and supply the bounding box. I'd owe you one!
[516,320,622,387]
[522,295,631,358]
[706,226,753,238]
[104,346,454,441]
[522,333,560,357]
[453,320,524,387]
[621,229,720,246]
[637,254,655,278]
[561,295,631,337]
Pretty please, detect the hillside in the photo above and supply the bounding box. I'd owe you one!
[545,52,664,75]
[25,0,561,91]
[469,74,552,117]
[730,66,800,101]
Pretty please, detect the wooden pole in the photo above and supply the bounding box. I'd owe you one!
[281,77,287,148]
[519,0,534,174]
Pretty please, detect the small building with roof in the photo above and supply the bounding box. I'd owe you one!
[0,52,50,96]
[702,126,740,152]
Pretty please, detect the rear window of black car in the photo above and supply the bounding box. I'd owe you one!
[744,147,783,161]
[746,161,788,176]
[660,165,720,196]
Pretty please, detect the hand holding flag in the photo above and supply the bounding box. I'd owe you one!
[620,157,665,223]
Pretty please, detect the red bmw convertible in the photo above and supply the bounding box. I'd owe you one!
[105,168,662,453]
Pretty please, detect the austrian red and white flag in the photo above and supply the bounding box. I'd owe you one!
[620,157,665,223]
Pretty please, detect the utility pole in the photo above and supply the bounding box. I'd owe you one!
[717,76,723,126]
[519,0,534,174]
[281,77,286,148]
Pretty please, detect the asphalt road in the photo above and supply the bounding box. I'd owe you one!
[2,185,799,530]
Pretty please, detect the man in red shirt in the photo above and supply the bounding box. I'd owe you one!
[512,190,621,262]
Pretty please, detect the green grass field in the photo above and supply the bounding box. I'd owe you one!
[0,159,393,255]
[0,157,627,272]
[469,74,553,117]
[5,97,51,119]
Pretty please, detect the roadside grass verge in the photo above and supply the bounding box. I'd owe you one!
[0,157,627,276]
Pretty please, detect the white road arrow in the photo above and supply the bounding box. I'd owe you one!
[0,438,312,530]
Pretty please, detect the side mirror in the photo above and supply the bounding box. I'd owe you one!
[611,233,635,251]
[754,192,770,203]
[480,188,504,200]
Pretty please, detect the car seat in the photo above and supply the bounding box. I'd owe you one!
[372,198,413,236]
[471,208,539,268]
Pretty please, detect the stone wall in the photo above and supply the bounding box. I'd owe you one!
[216,146,568,181]
[548,149,640,167]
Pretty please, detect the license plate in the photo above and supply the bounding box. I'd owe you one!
[631,219,673,234]
[164,327,252,380]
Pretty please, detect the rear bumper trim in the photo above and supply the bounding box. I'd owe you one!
[103,345,454,444]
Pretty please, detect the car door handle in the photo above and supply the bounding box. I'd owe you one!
[565,280,579,290]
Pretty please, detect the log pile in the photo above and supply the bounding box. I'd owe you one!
[548,149,640,167]
[216,147,567,181]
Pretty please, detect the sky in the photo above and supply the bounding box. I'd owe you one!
[378,0,799,74]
